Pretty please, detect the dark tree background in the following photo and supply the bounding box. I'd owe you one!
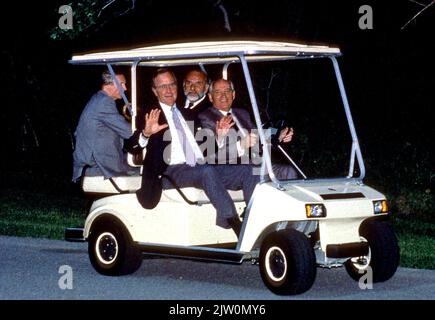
[1,0,433,218]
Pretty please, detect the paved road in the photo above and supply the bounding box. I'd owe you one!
[0,235,434,300]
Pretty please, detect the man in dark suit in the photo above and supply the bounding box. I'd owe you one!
[72,70,139,183]
[181,68,211,118]
[125,69,259,236]
[198,78,297,180]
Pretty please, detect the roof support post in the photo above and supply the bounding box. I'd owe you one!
[222,62,233,80]
[239,54,283,188]
[329,57,366,179]
[130,60,140,131]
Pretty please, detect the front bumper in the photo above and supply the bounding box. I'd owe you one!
[326,241,369,258]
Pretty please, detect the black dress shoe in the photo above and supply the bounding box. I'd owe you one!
[227,217,242,237]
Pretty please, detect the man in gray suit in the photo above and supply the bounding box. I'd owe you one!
[72,70,139,182]
[198,78,297,180]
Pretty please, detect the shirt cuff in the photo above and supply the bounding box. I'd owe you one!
[139,133,149,148]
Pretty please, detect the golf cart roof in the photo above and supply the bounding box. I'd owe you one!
[69,40,341,66]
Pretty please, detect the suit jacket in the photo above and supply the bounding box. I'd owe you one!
[124,104,202,209]
[182,96,211,119]
[199,106,296,170]
[198,106,256,164]
[72,90,134,182]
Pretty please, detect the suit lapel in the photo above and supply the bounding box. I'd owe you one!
[209,107,224,122]
[232,108,253,131]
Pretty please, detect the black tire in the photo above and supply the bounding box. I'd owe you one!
[345,220,400,283]
[259,229,317,295]
[88,218,142,276]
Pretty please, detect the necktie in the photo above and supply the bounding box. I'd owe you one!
[185,102,194,109]
[172,107,197,166]
[228,112,247,138]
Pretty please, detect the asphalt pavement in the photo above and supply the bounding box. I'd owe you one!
[1,235,434,300]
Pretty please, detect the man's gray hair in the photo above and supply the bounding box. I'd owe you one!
[101,70,114,86]
[209,79,235,93]
[101,70,124,86]
[152,68,177,88]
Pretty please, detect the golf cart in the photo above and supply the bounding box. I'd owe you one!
[66,41,399,295]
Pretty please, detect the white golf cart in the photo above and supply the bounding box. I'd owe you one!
[66,41,399,295]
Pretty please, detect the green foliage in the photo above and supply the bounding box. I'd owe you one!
[392,217,435,269]
[344,137,433,221]
[0,171,87,239]
[0,193,85,239]
[50,0,101,40]
[393,189,434,219]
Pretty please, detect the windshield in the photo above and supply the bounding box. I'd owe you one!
[234,58,360,181]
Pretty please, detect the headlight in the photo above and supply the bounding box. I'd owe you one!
[305,204,327,218]
[373,200,389,214]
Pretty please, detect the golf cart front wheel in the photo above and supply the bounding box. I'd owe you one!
[345,220,399,282]
[88,218,142,276]
[259,229,316,295]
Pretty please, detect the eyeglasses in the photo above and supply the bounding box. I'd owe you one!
[211,89,233,96]
[184,81,205,89]
[155,82,177,91]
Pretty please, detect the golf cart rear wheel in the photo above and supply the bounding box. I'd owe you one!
[88,218,142,276]
[345,220,399,282]
[259,229,316,295]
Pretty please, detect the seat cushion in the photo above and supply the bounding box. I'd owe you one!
[81,176,244,203]
[82,175,142,194]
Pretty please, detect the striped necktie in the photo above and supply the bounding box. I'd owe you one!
[171,107,197,166]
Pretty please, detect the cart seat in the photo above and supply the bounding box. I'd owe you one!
[81,175,245,203]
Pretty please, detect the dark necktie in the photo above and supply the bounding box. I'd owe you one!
[228,112,247,138]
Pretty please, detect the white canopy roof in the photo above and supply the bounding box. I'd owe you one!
[69,40,341,66]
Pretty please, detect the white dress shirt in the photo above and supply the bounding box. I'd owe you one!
[139,103,204,165]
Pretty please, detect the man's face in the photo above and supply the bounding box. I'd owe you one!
[208,79,235,112]
[183,71,209,103]
[106,75,127,100]
[152,72,178,106]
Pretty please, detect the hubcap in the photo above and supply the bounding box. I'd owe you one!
[95,232,118,264]
[350,237,371,271]
[265,246,287,282]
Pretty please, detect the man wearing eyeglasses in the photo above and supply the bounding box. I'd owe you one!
[198,78,298,180]
[182,68,211,118]
[124,68,259,237]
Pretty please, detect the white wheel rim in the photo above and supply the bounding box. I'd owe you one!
[95,232,119,265]
[349,236,371,271]
[265,246,287,282]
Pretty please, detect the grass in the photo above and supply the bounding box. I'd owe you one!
[0,171,434,269]
[0,206,85,239]
[392,217,435,270]
[0,185,87,240]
